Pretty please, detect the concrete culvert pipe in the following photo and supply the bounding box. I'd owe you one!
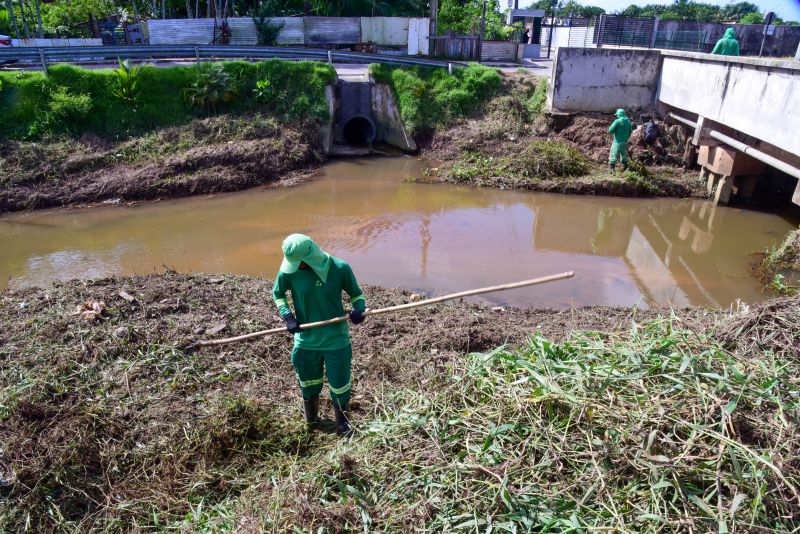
[343,116,376,146]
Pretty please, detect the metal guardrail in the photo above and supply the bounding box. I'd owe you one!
[0,45,466,71]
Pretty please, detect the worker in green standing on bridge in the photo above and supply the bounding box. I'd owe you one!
[712,28,740,56]
[608,108,632,172]
[272,233,366,437]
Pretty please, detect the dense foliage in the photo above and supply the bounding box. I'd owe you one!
[0,0,429,39]
[0,60,335,140]
[437,0,515,40]
[370,64,502,134]
[525,0,797,24]
[620,0,795,24]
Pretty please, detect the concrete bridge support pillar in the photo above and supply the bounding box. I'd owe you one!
[698,145,766,204]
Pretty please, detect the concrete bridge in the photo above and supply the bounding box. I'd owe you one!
[547,47,800,206]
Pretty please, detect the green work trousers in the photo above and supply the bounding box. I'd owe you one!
[609,141,629,165]
[291,344,352,406]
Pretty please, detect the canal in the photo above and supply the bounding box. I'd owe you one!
[1,157,796,308]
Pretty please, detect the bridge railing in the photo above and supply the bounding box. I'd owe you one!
[0,45,466,71]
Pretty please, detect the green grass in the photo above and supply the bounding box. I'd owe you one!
[0,60,336,141]
[370,63,503,134]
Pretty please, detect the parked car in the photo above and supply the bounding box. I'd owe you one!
[0,34,18,66]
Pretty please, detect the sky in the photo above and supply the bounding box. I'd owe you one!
[588,0,800,21]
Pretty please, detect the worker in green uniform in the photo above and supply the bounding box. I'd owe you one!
[272,234,366,436]
[712,28,740,56]
[608,108,632,171]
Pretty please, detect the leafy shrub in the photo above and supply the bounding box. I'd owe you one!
[253,78,270,101]
[512,140,590,179]
[48,89,92,121]
[112,58,144,103]
[251,4,285,46]
[0,61,335,140]
[526,77,548,115]
[184,62,238,110]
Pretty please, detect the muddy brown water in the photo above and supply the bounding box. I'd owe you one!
[1,158,797,308]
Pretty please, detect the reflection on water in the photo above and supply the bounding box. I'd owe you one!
[0,157,796,308]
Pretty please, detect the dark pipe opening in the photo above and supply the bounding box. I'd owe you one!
[343,116,376,146]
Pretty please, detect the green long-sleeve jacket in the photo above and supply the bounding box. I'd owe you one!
[712,28,740,56]
[273,256,366,350]
[608,109,632,144]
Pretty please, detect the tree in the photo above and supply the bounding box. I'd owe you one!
[438,0,507,38]
[738,11,763,24]
[525,0,604,17]
[721,1,758,20]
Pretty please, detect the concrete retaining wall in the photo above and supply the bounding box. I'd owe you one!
[145,16,429,54]
[547,47,662,112]
[657,52,800,157]
[372,83,416,151]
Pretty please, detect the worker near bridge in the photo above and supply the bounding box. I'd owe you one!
[712,28,740,56]
[272,234,366,437]
[608,108,632,172]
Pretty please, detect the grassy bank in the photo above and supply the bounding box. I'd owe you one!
[0,60,334,212]
[0,60,335,140]
[1,273,798,531]
[391,68,706,199]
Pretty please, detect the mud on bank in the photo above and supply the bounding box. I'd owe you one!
[0,115,325,213]
[419,73,706,199]
[2,273,799,531]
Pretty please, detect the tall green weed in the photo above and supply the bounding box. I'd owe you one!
[370,63,502,133]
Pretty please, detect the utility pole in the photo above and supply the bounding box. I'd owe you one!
[759,11,774,57]
[4,0,21,39]
[478,0,486,63]
[18,0,31,40]
[33,0,43,38]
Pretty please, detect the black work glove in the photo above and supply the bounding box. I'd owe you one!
[282,312,301,334]
[349,309,365,325]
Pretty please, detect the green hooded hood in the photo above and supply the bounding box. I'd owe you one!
[712,28,740,55]
[279,233,332,283]
[615,108,627,119]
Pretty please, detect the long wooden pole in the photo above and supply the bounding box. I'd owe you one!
[194,271,574,348]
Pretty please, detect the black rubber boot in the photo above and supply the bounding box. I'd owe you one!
[621,162,628,172]
[332,400,353,437]
[303,395,321,429]
[609,162,616,172]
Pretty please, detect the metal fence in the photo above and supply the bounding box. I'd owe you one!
[598,15,655,48]
[654,30,706,52]
[0,44,463,71]
[566,18,598,48]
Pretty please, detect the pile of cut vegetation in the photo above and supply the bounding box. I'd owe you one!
[1,274,797,531]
